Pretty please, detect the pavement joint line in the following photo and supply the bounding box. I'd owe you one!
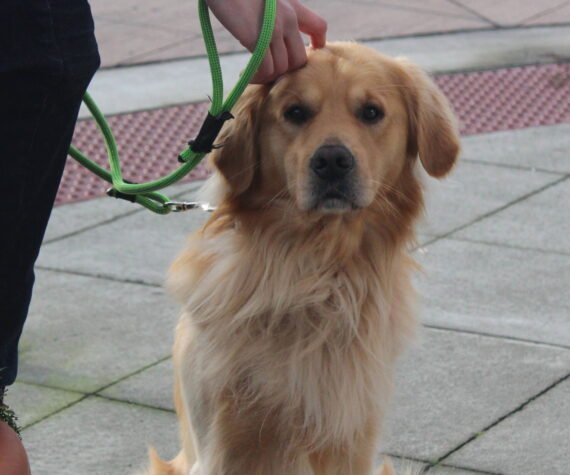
[461,157,568,176]
[20,355,172,431]
[445,0,501,27]
[42,206,144,245]
[92,355,172,395]
[115,36,198,69]
[335,23,570,46]
[423,324,570,351]
[91,393,175,414]
[519,0,570,25]
[383,453,500,475]
[445,235,570,259]
[435,464,500,475]
[432,372,570,467]
[44,183,200,245]
[353,1,487,22]
[421,174,570,249]
[35,265,162,288]
[20,394,91,432]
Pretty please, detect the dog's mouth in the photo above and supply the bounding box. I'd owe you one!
[312,188,360,213]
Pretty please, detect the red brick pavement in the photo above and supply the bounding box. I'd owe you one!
[59,62,570,206]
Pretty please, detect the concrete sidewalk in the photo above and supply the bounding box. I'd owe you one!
[7,1,570,474]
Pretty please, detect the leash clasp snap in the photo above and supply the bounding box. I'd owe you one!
[164,201,216,212]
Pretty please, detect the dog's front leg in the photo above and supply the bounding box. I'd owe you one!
[191,397,313,475]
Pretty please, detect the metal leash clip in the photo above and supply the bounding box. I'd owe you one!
[164,201,216,212]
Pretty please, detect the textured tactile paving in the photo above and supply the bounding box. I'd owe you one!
[58,62,570,206]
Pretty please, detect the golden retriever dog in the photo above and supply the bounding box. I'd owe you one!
[143,42,459,475]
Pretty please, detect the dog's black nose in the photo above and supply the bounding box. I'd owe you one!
[310,145,355,180]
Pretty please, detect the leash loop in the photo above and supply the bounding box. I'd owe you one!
[68,0,277,214]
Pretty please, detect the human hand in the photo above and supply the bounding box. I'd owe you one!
[205,0,327,84]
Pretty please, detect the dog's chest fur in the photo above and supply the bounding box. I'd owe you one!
[170,217,417,448]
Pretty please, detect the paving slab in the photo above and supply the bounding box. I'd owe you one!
[454,178,570,255]
[96,326,570,466]
[417,159,557,236]
[414,239,570,347]
[90,0,487,68]
[17,269,178,392]
[460,123,570,174]
[37,198,209,286]
[453,0,570,26]
[90,0,244,67]
[21,396,179,475]
[80,26,570,118]
[445,378,570,474]
[44,195,137,244]
[383,328,570,462]
[355,0,484,20]
[99,358,174,411]
[524,3,570,25]
[44,182,200,243]
[94,17,190,68]
[301,0,487,40]
[6,382,83,429]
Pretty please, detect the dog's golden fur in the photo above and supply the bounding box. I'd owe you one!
[143,42,459,475]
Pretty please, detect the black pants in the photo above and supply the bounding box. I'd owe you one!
[0,0,100,387]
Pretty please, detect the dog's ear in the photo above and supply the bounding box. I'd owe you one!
[396,58,460,178]
[210,85,267,195]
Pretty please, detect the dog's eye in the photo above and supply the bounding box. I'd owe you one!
[360,104,384,124]
[284,105,311,125]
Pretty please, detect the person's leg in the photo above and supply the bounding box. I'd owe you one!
[0,0,100,395]
[0,421,31,475]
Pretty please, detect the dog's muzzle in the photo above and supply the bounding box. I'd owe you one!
[309,145,359,211]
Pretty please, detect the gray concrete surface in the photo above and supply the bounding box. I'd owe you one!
[79,26,570,118]
[446,379,570,474]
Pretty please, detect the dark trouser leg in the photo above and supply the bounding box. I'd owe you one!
[0,0,100,387]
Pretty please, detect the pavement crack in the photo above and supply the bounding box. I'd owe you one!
[35,265,161,288]
[92,394,175,414]
[432,373,570,466]
[446,0,501,27]
[92,355,172,395]
[446,236,570,258]
[43,208,143,245]
[423,324,570,351]
[20,356,172,431]
[461,157,567,176]
[384,454,500,474]
[519,1,570,25]
[44,182,201,244]
[422,174,570,248]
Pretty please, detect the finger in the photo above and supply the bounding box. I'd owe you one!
[270,36,289,79]
[251,52,275,84]
[294,3,327,48]
[284,29,307,72]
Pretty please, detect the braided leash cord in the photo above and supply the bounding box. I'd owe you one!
[68,0,277,214]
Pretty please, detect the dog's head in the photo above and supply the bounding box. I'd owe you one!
[210,42,459,219]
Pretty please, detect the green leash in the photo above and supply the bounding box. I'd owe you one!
[68,0,277,214]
